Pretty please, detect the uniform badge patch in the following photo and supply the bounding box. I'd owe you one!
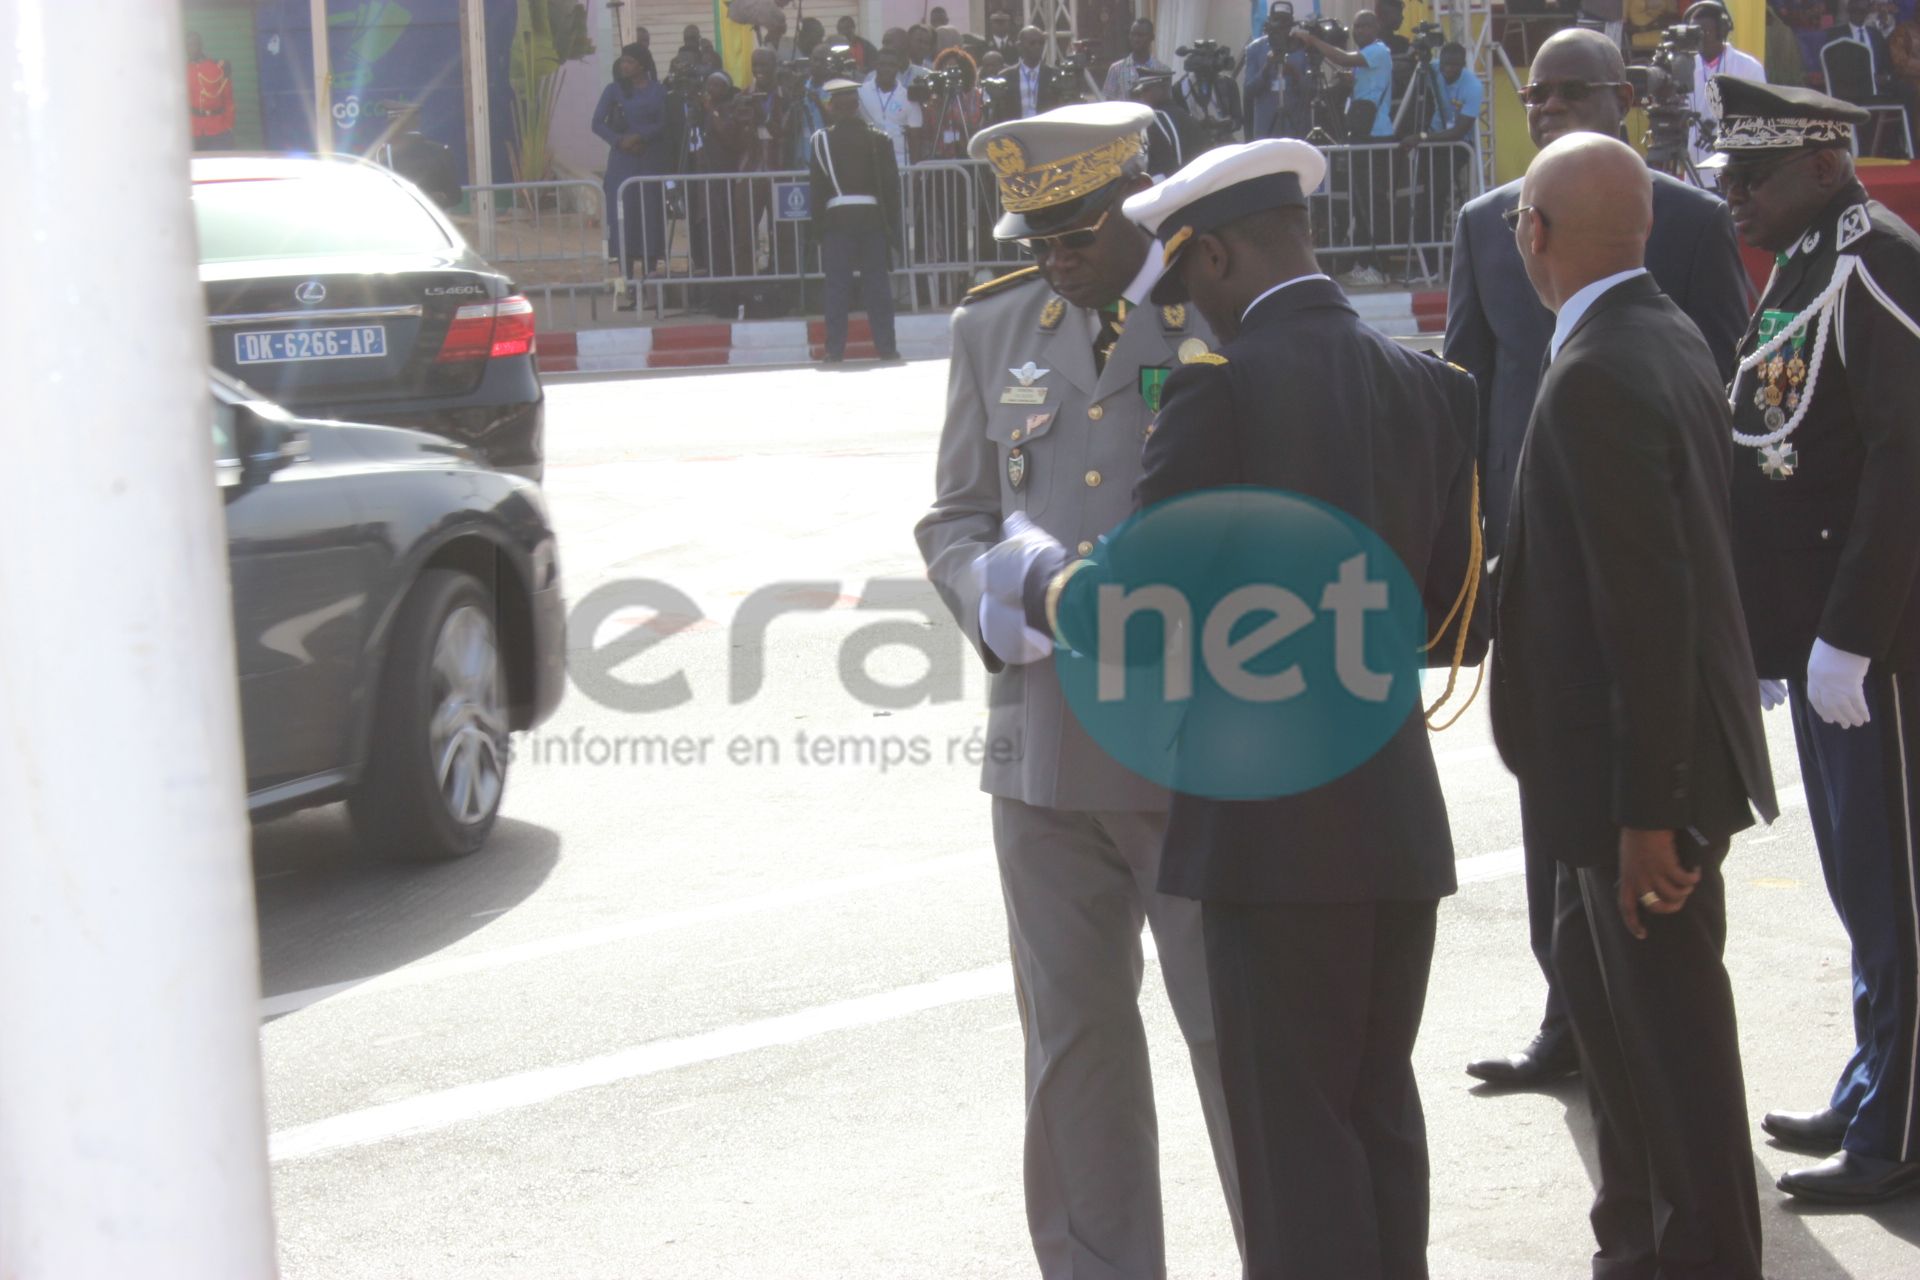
[1160,304,1187,333]
[1837,204,1871,252]
[1007,447,1027,489]
[1139,364,1170,412]
[1039,298,1066,332]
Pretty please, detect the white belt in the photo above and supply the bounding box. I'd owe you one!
[826,195,879,208]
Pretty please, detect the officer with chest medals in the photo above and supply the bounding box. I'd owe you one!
[914,102,1243,1278]
[1714,75,1920,1206]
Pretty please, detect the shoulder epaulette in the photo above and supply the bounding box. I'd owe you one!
[964,265,1042,302]
[1188,352,1228,366]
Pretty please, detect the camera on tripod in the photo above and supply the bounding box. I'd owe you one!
[1042,52,1091,104]
[1409,21,1445,58]
[909,64,969,104]
[1176,39,1235,77]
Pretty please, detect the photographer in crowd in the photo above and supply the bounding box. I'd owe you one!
[860,48,924,168]
[836,14,877,74]
[1102,18,1170,101]
[1398,41,1481,232]
[1243,3,1311,140]
[1684,1,1767,168]
[1294,10,1398,284]
[1172,38,1242,146]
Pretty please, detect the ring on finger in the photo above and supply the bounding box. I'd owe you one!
[1639,891,1661,909]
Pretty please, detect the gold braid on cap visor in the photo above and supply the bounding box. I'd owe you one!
[985,133,1145,213]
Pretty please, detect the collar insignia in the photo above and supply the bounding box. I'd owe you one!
[1038,297,1066,332]
[1160,304,1187,332]
[1837,204,1871,252]
[1799,229,1822,256]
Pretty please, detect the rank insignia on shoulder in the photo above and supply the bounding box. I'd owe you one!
[1038,297,1066,332]
[1177,338,1213,364]
[1186,351,1228,366]
[963,265,1040,302]
[1160,304,1187,333]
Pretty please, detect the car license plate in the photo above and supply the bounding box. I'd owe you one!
[234,325,388,365]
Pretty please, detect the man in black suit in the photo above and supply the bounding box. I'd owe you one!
[981,136,1483,1278]
[1495,131,1776,1279]
[1826,0,1897,93]
[1714,76,1920,1205]
[1446,25,1752,1088]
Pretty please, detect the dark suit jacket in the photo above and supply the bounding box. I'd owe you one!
[1491,275,1776,868]
[1445,172,1750,553]
[1120,278,1481,903]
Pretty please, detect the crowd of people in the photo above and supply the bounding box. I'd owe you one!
[917,16,1920,1272]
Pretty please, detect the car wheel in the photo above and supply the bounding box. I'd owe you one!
[350,569,509,860]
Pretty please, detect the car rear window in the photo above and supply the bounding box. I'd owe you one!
[192,171,454,262]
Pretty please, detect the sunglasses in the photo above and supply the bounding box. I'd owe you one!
[1521,78,1630,106]
[1719,149,1819,196]
[1500,204,1546,229]
[1018,205,1114,255]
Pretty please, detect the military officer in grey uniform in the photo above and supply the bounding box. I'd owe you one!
[914,102,1244,1278]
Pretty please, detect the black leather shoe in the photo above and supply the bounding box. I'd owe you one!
[1761,1107,1850,1153]
[1778,1151,1920,1205]
[1466,1031,1579,1086]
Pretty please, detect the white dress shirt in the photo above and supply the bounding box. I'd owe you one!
[1548,268,1649,363]
[1019,62,1042,118]
[858,77,923,167]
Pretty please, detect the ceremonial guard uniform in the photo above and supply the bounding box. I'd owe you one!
[1716,76,1920,1203]
[915,103,1243,1278]
[807,80,901,361]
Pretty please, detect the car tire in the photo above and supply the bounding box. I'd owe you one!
[350,568,509,860]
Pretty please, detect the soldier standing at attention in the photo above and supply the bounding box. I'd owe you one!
[1713,75,1920,1207]
[807,79,901,363]
[914,102,1244,1278]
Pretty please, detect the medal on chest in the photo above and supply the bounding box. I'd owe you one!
[1729,255,1861,482]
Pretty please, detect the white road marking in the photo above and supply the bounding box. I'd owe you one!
[270,963,1013,1163]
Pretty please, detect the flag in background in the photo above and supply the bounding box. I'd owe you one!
[717,1,757,92]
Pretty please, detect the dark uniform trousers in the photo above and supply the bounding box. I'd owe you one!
[1203,898,1438,1280]
[1788,671,1920,1163]
[820,217,896,358]
[1550,845,1763,1280]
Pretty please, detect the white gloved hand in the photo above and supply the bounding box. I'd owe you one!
[972,511,1067,609]
[1759,679,1787,711]
[1806,639,1872,729]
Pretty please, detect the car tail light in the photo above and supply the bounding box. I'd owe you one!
[489,295,536,359]
[435,295,537,363]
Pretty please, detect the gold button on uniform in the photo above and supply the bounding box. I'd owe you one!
[1077,540,1094,555]
[1085,470,1102,487]
[1011,428,1023,440]
[1088,404,1105,421]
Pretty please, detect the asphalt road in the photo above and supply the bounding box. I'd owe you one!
[256,361,1920,1279]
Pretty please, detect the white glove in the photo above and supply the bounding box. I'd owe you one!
[1806,639,1872,729]
[968,513,1067,667]
[1759,679,1787,712]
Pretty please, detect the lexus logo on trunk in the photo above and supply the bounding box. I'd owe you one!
[294,281,327,304]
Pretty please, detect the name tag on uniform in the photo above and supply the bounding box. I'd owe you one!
[1000,386,1049,405]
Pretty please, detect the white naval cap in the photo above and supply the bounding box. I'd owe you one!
[1121,138,1328,298]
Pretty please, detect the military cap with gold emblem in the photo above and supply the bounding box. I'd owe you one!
[1703,75,1867,167]
[1120,138,1328,305]
[968,102,1155,241]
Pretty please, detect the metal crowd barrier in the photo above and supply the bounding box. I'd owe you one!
[1310,140,1481,288]
[455,180,611,330]
[608,143,1482,319]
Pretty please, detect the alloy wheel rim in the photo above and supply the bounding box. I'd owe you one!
[428,603,506,827]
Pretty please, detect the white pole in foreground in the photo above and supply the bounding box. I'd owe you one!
[311,0,332,154]
[466,0,497,258]
[0,1,277,1277]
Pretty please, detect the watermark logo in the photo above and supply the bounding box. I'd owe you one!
[1055,488,1425,800]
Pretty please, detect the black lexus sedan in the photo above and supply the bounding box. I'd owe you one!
[213,372,563,859]
[194,154,544,482]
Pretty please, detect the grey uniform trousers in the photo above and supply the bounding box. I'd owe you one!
[992,796,1244,1279]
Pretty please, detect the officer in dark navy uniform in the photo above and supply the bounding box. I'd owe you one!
[1714,74,1920,1206]
[979,137,1484,1278]
[807,78,901,362]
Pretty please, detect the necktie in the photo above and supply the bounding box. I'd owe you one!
[1094,306,1125,375]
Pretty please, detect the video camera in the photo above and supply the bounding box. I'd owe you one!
[1043,48,1091,104]
[909,63,970,104]
[1409,20,1445,58]
[1176,39,1234,77]
[1300,16,1349,49]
